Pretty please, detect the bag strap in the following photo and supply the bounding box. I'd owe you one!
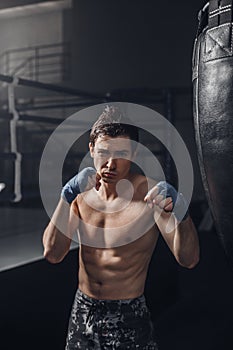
[209,0,233,28]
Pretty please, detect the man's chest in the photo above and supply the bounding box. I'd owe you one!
[77,198,157,248]
[79,198,152,226]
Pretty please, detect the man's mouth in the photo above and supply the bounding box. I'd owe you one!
[103,171,117,178]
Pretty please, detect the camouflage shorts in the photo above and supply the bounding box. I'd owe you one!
[65,289,158,349]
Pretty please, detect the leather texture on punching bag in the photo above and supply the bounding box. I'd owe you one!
[193,0,233,270]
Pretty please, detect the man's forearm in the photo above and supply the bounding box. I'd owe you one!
[43,198,72,263]
[145,180,200,268]
[173,215,200,269]
[43,167,97,263]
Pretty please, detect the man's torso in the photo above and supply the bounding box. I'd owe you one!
[71,173,160,299]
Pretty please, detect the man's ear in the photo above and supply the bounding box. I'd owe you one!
[89,142,94,158]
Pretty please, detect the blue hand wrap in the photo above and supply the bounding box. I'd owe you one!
[61,167,96,204]
[156,181,189,222]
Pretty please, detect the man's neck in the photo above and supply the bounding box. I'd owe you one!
[97,173,134,202]
[97,182,119,201]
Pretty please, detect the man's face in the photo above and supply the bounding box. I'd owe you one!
[89,135,135,183]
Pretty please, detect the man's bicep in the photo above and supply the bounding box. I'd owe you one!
[68,199,80,238]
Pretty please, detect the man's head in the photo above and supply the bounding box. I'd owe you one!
[89,105,139,148]
[89,106,139,183]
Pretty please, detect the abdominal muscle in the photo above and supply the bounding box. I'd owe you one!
[78,227,159,300]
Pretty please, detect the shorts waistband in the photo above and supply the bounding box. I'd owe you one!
[76,288,145,305]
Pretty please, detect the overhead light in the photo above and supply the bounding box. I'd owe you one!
[0,0,72,19]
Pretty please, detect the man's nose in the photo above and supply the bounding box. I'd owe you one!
[106,156,117,170]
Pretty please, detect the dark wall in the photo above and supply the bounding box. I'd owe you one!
[71,0,206,93]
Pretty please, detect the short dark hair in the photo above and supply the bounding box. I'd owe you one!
[90,105,139,148]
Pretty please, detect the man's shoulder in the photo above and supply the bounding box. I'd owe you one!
[70,190,97,217]
[75,188,96,203]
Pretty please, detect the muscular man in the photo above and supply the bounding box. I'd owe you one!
[43,106,199,349]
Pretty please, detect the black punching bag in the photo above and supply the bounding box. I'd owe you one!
[193,0,233,270]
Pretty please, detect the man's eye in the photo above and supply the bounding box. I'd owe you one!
[98,150,108,155]
[116,152,128,158]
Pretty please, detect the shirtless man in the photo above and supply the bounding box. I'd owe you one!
[43,106,199,349]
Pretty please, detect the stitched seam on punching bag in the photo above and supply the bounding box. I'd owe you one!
[231,21,233,53]
[206,22,231,31]
[204,23,233,61]
[194,39,213,209]
[209,4,232,15]
[192,39,198,81]
[209,7,232,18]
[206,27,231,52]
